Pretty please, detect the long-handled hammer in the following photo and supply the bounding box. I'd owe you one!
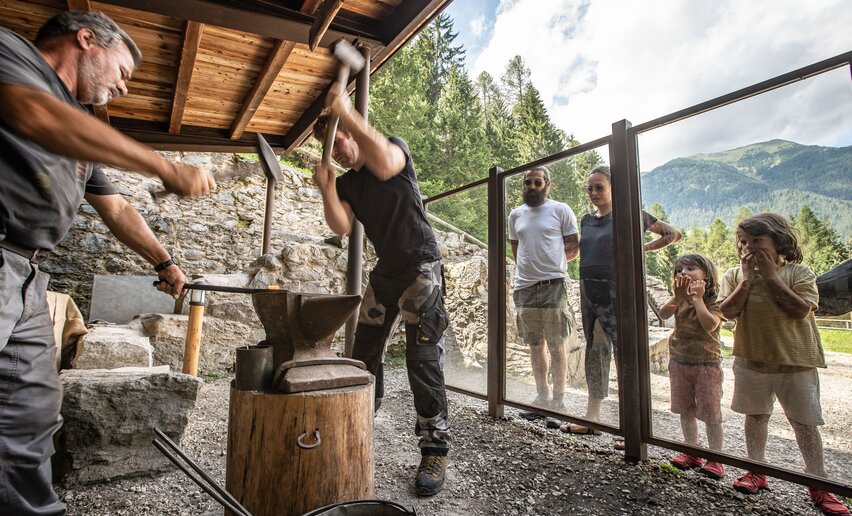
[320,40,366,169]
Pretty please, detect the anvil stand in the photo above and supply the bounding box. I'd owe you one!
[226,289,375,516]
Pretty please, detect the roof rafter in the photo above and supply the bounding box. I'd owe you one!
[93,0,384,49]
[230,0,323,140]
[169,21,204,134]
[309,0,345,52]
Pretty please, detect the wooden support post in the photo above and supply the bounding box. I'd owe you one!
[182,289,206,376]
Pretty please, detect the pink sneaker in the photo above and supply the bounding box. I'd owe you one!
[699,461,725,480]
[733,471,769,494]
[808,487,851,515]
[670,453,704,470]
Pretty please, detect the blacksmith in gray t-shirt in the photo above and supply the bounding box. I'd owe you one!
[0,12,215,515]
[508,166,579,416]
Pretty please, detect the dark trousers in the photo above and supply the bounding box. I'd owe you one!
[0,251,65,515]
[580,278,619,400]
[352,260,451,455]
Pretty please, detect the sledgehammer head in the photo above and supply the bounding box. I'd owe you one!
[333,39,365,75]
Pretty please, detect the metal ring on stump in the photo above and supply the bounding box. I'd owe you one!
[296,429,321,449]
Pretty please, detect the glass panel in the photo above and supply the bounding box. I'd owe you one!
[640,67,851,485]
[502,147,621,432]
[427,184,489,395]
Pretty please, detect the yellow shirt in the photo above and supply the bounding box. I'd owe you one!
[669,299,724,363]
[719,263,825,368]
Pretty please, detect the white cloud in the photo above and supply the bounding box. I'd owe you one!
[472,0,852,169]
[470,14,486,37]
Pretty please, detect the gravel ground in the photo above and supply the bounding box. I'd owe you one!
[59,363,849,516]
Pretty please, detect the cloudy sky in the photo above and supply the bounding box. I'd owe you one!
[443,0,852,169]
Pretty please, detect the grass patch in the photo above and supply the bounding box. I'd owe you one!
[821,329,852,354]
[659,462,682,475]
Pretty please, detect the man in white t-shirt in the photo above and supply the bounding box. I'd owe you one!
[508,166,579,419]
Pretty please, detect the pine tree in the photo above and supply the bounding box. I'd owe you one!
[795,205,849,275]
[414,13,466,105]
[501,55,531,106]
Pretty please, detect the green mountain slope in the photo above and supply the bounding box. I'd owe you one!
[641,140,852,237]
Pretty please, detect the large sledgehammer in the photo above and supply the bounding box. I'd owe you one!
[321,40,366,169]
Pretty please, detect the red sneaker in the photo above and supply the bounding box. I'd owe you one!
[699,460,725,480]
[670,453,704,470]
[733,471,769,494]
[808,488,851,515]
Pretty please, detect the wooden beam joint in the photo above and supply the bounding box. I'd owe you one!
[309,0,345,52]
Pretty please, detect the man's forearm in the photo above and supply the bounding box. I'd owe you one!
[89,195,170,266]
[1,84,172,180]
[320,187,352,236]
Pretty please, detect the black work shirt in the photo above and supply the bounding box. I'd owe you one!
[335,137,440,275]
[579,210,657,280]
[0,28,116,251]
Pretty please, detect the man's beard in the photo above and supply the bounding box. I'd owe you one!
[523,190,547,206]
[78,57,110,105]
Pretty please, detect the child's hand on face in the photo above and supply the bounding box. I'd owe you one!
[673,274,690,302]
[688,280,706,302]
[740,251,755,281]
[752,248,780,277]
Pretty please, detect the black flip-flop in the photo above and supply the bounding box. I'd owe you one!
[559,423,601,435]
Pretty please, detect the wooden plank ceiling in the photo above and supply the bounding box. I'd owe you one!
[0,0,452,152]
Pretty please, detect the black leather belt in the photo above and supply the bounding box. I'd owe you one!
[533,279,561,286]
[0,239,50,264]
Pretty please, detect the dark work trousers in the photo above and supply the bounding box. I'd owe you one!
[352,260,451,456]
[0,250,65,515]
[580,278,619,401]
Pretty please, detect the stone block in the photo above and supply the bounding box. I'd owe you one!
[55,369,201,485]
[72,325,153,370]
[89,275,176,324]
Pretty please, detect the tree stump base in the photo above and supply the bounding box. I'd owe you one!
[225,380,375,516]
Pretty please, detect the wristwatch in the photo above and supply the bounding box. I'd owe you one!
[154,257,179,272]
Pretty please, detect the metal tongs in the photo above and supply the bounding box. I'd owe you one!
[152,427,252,516]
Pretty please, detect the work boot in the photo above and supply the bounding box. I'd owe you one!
[415,454,447,496]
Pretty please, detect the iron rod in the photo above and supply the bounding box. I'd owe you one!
[153,428,251,516]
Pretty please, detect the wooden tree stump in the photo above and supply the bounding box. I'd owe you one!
[225,380,374,516]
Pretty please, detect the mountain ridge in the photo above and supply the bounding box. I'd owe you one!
[641,139,852,238]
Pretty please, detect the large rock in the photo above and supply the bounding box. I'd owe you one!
[55,369,202,485]
[72,324,153,369]
[138,313,259,375]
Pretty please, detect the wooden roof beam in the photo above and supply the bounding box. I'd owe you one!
[230,40,297,140]
[67,0,110,124]
[170,21,204,134]
[230,0,322,140]
[94,0,384,49]
[309,0,345,52]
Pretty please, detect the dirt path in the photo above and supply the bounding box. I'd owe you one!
[59,363,848,515]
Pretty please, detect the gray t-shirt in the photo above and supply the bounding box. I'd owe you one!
[508,199,578,290]
[0,27,116,250]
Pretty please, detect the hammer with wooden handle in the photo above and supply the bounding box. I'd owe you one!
[321,40,366,169]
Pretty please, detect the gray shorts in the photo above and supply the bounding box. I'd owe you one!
[513,280,575,345]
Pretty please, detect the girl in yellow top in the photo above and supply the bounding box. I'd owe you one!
[719,213,848,516]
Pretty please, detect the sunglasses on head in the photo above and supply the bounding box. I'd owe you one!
[585,184,607,193]
[523,179,545,187]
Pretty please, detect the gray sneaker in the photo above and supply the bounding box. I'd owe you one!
[415,454,447,496]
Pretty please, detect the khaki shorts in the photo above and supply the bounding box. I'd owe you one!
[669,360,723,424]
[731,357,824,426]
[513,281,574,345]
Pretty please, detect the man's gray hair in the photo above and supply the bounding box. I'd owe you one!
[525,166,551,181]
[35,11,142,69]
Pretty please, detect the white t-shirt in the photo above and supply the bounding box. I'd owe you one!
[508,199,578,290]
